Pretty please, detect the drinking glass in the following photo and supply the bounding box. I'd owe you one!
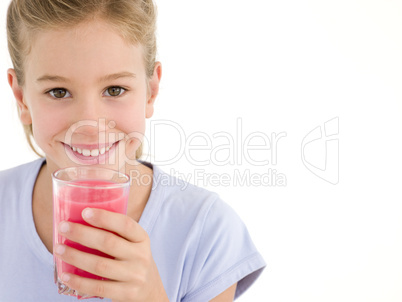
[52,166,130,299]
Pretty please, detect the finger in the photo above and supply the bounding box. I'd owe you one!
[58,221,135,259]
[54,243,132,281]
[59,271,135,301]
[81,207,148,243]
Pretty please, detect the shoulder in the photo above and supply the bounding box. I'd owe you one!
[0,158,44,195]
[148,162,248,240]
[139,161,239,236]
[141,163,266,301]
[150,164,223,219]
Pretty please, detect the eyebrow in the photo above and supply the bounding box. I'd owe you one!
[36,72,136,84]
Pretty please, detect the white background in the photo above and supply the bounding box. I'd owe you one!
[1,0,402,301]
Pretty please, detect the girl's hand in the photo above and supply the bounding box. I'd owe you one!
[54,208,169,302]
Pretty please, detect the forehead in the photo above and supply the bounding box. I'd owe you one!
[25,20,145,81]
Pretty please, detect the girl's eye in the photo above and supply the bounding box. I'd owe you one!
[104,86,126,97]
[49,88,71,99]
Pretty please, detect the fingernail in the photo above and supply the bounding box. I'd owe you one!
[59,221,70,233]
[55,244,65,255]
[61,273,70,282]
[82,208,94,219]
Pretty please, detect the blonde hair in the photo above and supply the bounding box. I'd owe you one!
[7,0,157,159]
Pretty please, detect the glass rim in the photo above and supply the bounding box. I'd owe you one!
[52,166,130,189]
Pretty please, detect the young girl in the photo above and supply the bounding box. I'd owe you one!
[0,0,266,301]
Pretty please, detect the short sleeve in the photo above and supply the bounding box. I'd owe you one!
[182,198,266,302]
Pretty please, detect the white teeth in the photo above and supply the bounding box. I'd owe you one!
[90,149,99,157]
[70,145,112,157]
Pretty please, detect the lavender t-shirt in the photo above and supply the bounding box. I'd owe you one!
[0,158,265,301]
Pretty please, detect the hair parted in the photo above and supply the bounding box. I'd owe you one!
[6,0,157,159]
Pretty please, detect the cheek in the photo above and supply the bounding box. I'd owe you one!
[111,99,147,135]
[112,106,146,157]
[30,105,68,142]
[118,114,146,146]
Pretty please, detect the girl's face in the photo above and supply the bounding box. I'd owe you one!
[8,20,161,173]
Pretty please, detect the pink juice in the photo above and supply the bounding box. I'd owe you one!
[53,179,129,281]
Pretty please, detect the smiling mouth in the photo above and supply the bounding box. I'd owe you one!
[63,142,118,158]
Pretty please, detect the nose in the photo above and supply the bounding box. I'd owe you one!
[75,94,103,121]
[69,96,108,138]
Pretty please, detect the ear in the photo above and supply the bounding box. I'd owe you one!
[145,62,162,119]
[7,68,32,125]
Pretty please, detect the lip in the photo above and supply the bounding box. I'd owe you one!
[63,141,119,165]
